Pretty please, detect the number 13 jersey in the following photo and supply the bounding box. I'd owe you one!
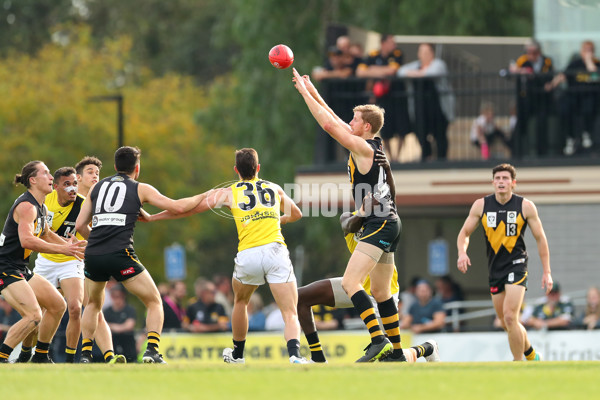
[481,194,528,279]
[230,178,285,252]
[86,174,141,255]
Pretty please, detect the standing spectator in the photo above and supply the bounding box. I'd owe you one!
[184,279,229,333]
[312,47,354,81]
[103,284,138,363]
[470,101,511,160]
[357,34,410,162]
[335,35,362,74]
[578,286,600,330]
[400,280,446,333]
[524,283,574,330]
[547,40,599,155]
[162,280,187,332]
[398,43,455,161]
[509,39,554,157]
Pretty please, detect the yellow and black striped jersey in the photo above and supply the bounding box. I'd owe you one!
[39,190,85,263]
[230,178,285,252]
[481,194,529,279]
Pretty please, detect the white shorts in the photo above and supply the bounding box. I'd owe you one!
[233,242,296,286]
[34,255,84,288]
[329,277,399,319]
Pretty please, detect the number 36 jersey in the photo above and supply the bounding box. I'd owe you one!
[86,174,141,255]
[230,178,285,252]
[481,194,528,278]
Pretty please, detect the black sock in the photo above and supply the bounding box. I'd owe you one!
[412,342,434,358]
[378,297,402,357]
[306,331,326,362]
[351,290,384,344]
[33,341,50,358]
[232,339,245,359]
[147,331,161,352]
[65,346,76,363]
[104,350,115,363]
[0,343,13,360]
[287,339,301,358]
[81,338,93,359]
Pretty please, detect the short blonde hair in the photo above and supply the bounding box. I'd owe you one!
[352,104,385,135]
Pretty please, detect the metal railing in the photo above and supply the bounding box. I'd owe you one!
[315,72,600,164]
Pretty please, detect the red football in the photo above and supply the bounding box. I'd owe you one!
[268,44,294,69]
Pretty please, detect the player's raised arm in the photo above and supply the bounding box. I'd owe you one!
[293,68,372,158]
[523,198,553,294]
[138,183,207,215]
[298,73,350,130]
[144,188,229,222]
[457,198,484,273]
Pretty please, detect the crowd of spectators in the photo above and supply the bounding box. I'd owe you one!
[311,34,600,162]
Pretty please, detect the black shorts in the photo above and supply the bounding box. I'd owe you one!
[358,218,401,253]
[84,248,146,282]
[489,270,528,295]
[0,265,34,293]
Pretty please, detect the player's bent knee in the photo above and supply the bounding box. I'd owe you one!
[67,301,82,319]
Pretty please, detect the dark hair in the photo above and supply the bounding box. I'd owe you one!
[53,166,77,182]
[14,161,42,188]
[115,146,141,174]
[381,34,394,43]
[492,163,516,180]
[235,148,259,180]
[75,156,103,175]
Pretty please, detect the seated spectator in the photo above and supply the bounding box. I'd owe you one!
[162,280,187,332]
[103,284,138,362]
[400,280,446,333]
[312,46,354,81]
[312,304,345,331]
[399,276,421,319]
[264,303,285,331]
[435,275,465,316]
[247,292,266,332]
[470,101,511,160]
[524,283,574,330]
[213,274,234,317]
[578,286,600,330]
[184,279,229,333]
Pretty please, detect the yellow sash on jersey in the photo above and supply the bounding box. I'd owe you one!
[230,178,286,252]
[344,231,399,296]
[39,190,85,263]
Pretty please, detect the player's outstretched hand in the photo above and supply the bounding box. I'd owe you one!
[375,149,391,171]
[65,239,87,261]
[457,253,471,273]
[292,68,308,94]
[542,272,553,295]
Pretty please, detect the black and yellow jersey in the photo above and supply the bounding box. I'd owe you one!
[86,174,141,255]
[357,48,403,71]
[230,177,285,252]
[481,194,528,279]
[0,191,46,270]
[39,190,85,263]
[347,137,397,222]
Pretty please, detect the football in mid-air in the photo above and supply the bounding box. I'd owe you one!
[269,44,294,69]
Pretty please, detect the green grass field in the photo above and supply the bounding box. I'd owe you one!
[3,362,600,400]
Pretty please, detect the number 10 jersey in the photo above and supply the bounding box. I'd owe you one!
[86,174,141,255]
[230,178,285,252]
[481,194,529,280]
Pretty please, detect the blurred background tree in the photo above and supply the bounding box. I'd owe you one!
[0,0,533,287]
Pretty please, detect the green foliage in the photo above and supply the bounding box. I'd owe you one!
[0,25,234,281]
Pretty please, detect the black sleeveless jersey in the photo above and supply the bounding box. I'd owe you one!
[481,194,528,279]
[347,137,397,222]
[86,174,141,255]
[0,191,47,269]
